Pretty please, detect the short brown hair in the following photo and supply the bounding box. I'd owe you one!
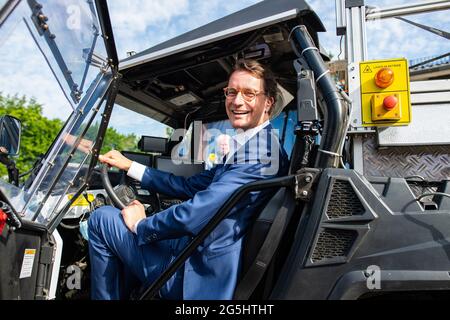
[232,59,279,113]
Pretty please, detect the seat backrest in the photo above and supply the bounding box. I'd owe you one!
[240,188,289,277]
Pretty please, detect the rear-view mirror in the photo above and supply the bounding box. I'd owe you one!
[0,115,22,156]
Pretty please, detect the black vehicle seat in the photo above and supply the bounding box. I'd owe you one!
[235,186,297,299]
[235,126,305,299]
[240,188,287,273]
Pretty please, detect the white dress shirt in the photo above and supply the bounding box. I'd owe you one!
[232,120,270,148]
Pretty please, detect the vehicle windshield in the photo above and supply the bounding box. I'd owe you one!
[21,79,111,225]
[0,0,111,226]
[2,0,107,109]
[0,177,27,212]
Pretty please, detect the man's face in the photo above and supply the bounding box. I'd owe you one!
[225,70,273,131]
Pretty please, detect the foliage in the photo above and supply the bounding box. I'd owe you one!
[0,94,140,180]
[101,126,139,154]
[166,126,174,138]
[0,94,63,178]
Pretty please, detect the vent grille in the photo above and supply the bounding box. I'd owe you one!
[326,180,365,219]
[311,229,357,263]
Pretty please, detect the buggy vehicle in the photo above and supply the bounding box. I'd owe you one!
[0,0,450,300]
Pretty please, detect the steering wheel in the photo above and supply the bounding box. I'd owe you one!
[100,164,161,213]
[100,165,130,209]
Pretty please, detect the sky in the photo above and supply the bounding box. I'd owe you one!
[108,0,450,62]
[0,0,449,138]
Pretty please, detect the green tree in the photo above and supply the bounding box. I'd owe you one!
[166,126,174,138]
[101,126,139,154]
[0,94,63,178]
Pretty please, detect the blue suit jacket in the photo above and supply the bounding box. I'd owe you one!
[135,124,289,299]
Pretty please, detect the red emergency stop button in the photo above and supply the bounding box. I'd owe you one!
[383,95,398,110]
[375,67,395,88]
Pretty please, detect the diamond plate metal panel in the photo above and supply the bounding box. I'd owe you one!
[363,136,450,181]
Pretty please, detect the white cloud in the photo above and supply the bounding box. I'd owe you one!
[0,19,72,120]
[365,2,450,60]
[109,0,189,34]
[109,0,263,59]
[308,0,450,61]
[172,0,262,33]
[109,0,190,57]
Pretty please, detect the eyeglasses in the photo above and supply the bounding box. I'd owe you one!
[223,87,265,102]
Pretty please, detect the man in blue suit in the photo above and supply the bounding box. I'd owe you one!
[88,59,289,300]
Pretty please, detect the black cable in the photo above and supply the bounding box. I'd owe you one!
[416,192,450,202]
[60,221,80,230]
[405,175,426,181]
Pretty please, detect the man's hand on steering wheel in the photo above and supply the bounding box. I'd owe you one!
[98,150,161,214]
[99,150,133,171]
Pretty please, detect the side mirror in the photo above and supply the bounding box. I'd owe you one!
[0,115,22,156]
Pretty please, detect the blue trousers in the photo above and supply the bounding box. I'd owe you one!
[87,206,183,300]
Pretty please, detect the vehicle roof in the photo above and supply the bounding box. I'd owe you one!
[119,0,325,70]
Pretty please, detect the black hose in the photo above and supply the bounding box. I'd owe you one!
[290,26,348,169]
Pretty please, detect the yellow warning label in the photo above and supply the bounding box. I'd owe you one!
[363,65,373,73]
[24,249,36,255]
[68,194,95,207]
